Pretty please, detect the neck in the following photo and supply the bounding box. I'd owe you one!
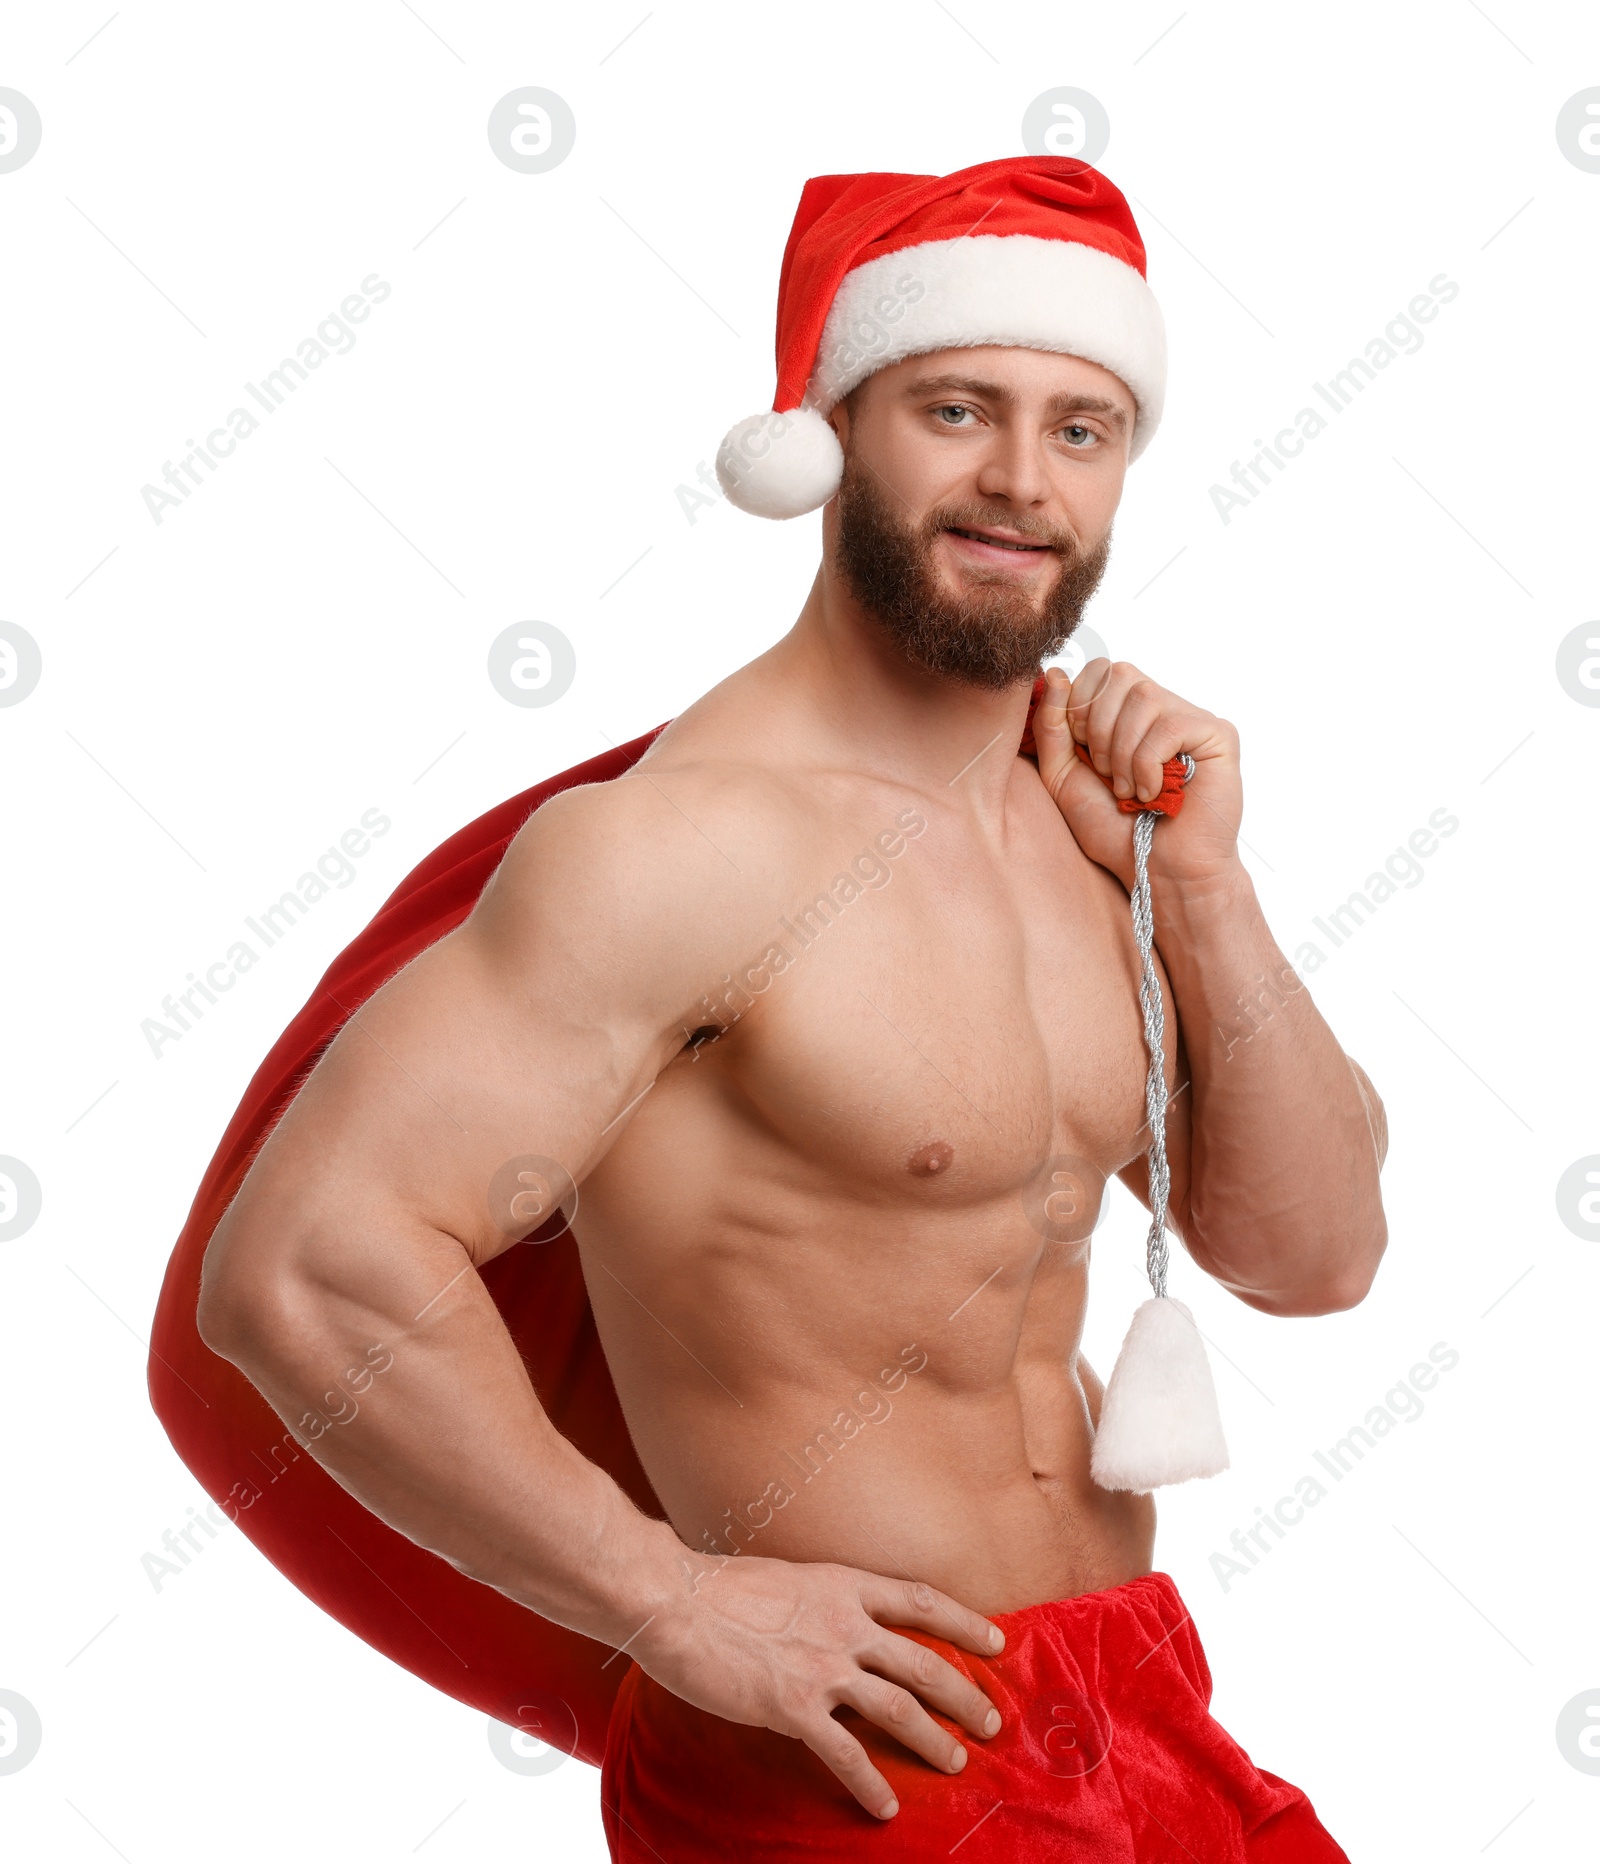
[765,552,1040,818]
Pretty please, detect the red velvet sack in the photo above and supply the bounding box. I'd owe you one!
[147,729,669,1765]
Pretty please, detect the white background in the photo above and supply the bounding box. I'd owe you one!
[2,1,1598,1857]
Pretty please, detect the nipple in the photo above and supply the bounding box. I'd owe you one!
[908,1140,955,1177]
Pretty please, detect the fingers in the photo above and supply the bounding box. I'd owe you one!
[864,1630,1003,1742]
[1063,653,1116,742]
[1031,663,1074,738]
[799,1715,901,1821]
[1069,659,1190,804]
[1028,667,1084,807]
[857,1573,1005,1659]
[1109,689,1182,804]
[795,1630,1002,1821]
[1068,657,1139,775]
[836,1671,972,1778]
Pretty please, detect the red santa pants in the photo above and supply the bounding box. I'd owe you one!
[600,1568,1350,1861]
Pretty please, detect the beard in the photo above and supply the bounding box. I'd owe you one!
[832,453,1111,690]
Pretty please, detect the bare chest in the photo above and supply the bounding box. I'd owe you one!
[685,795,1171,1206]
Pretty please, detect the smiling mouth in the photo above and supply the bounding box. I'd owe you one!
[945,526,1055,554]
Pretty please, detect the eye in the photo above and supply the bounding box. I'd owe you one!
[1059,422,1099,449]
[934,403,976,426]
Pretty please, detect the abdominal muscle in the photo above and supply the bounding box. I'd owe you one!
[575,1174,1159,1617]
[651,1362,1160,1617]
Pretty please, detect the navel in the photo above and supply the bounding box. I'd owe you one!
[908,1140,955,1177]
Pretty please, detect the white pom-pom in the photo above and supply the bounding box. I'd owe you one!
[1089,1296,1230,1494]
[715,406,843,519]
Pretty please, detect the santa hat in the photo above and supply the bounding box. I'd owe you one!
[715,155,1166,520]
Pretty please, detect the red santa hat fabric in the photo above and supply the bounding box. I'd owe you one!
[715,155,1167,519]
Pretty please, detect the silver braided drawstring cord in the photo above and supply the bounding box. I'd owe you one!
[1130,750,1195,1303]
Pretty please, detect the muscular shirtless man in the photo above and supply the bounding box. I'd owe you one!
[194,158,1385,1858]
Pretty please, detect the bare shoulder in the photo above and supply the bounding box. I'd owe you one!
[471,652,933,1016]
[471,724,810,1013]
[202,732,814,1284]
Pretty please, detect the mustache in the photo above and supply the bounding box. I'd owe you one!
[927,504,1078,554]
[833,453,1111,691]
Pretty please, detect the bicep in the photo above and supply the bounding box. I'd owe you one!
[201,782,732,1319]
[240,912,664,1266]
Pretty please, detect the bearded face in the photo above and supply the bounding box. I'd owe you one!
[832,449,1111,691]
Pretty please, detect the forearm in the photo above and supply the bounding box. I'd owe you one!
[202,1222,685,1648]
[1153,864,1387,1313]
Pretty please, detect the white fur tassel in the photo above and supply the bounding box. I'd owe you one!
[1090,1295,1230,1494]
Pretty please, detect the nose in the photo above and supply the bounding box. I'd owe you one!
[973,422,1052,511]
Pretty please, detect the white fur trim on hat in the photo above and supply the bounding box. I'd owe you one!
[715,232,1165,520]
[715,406,843,520]
[816,233,1165,460]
